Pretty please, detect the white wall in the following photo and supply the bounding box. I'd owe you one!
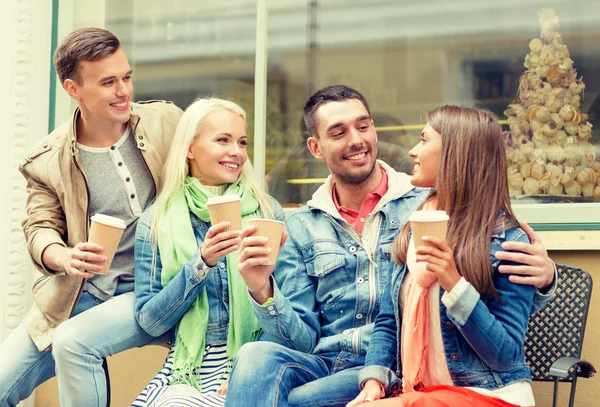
[54,0,108,126]
[1,0,53,405]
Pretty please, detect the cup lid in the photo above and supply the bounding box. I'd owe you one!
[91,214,126,228]
[207,194,241,205]
[409,210,449,222]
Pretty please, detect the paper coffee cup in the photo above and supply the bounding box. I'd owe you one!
[409,210,449,248]
[87,214,126,275]
[206,195,242,231]
[248,219,285,265]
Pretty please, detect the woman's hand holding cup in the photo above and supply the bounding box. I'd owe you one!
[415,236,461,292]
[200,222,241,267]
[238,222,287,304]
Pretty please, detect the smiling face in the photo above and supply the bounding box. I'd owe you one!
[409,123,442,188]
[187,108,248,186]
[307,98,378,185]
[64,48,133,127]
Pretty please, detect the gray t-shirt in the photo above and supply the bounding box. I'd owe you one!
[78,127,155,300]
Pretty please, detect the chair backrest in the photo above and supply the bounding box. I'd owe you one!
[524,264,593,382]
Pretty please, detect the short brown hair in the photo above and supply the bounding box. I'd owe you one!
[303,85,371,137]
[53,27,121,84]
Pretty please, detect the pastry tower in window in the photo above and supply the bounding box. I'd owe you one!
[504,8,600,199]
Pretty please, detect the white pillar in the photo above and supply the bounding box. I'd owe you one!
[253,0,268,190]
[54,0,108,126]
[0,0,52,406]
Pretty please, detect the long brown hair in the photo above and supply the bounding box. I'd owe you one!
[393,105,518,300]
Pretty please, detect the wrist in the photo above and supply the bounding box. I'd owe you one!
[249,280,274,305]
[363,379,385,398]
[442,273,462,293]
[200,251,217,268]
[537,259,556,292]
[540,273,555,293]
[42,244,70,272]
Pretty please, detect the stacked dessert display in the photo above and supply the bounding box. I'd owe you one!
[504,8,600,200]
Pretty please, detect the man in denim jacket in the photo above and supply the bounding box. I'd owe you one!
[225,85,556,407]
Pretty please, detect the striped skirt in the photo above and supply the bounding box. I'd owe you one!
[131,343,228,407]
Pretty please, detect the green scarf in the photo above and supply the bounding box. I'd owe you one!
[157,176,262,388]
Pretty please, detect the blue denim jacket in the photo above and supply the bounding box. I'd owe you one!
[251,162,429,359]
[134,198,285,344]
[359,226,536,393]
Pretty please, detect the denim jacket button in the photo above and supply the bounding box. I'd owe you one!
[267,305,274,311]
[357,277,365,283]
[450,353,459,361]
[356,313,363,319]
[349,246,357,253]
[269,310,277,315]
[343,329,351,335]
[445,321,454,329]
[219,262,226,268]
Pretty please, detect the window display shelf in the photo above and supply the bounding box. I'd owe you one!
[535,230,600,250]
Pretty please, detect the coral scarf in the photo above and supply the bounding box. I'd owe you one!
[401,200,441,393]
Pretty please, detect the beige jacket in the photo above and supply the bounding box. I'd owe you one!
[19,100,183,351]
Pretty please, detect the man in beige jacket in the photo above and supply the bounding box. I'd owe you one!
[0,28,182,407]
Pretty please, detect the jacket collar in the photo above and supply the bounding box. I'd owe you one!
[66,105,141,156]
[307,160,416,221]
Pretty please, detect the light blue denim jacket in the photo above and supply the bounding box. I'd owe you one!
[251,162,429,359]
[358,225,537,393]
[134,198,285,344]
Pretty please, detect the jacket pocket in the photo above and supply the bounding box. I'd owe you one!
[32,274,82,327]
[306,251,347,278]
[380,242,393,260]
[306,252,350,310]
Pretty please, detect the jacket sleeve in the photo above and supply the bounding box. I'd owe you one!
[249,222,320,353]
[274,201,286,223]
[531,260,557,313]
[134,209,216,337]
[442,232,535,372]
[163,103,184,141]
[19,164,68,276]
[358,262,400,392]
[266,196,286,223]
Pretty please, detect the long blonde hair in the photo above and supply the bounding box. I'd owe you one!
[393,105,518,300]
[150,97,274,268]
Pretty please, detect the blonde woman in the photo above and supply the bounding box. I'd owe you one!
[132,98,284,406]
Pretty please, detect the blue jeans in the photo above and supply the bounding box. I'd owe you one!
[225,342,363,407]
[0,284,169,407]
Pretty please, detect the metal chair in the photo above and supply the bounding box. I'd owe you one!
[524,264,596,407]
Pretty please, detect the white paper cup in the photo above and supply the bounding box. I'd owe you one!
[409,210,449,248]
[248,219,285,265]
[206,195,242,231]
[87,214,126,274]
